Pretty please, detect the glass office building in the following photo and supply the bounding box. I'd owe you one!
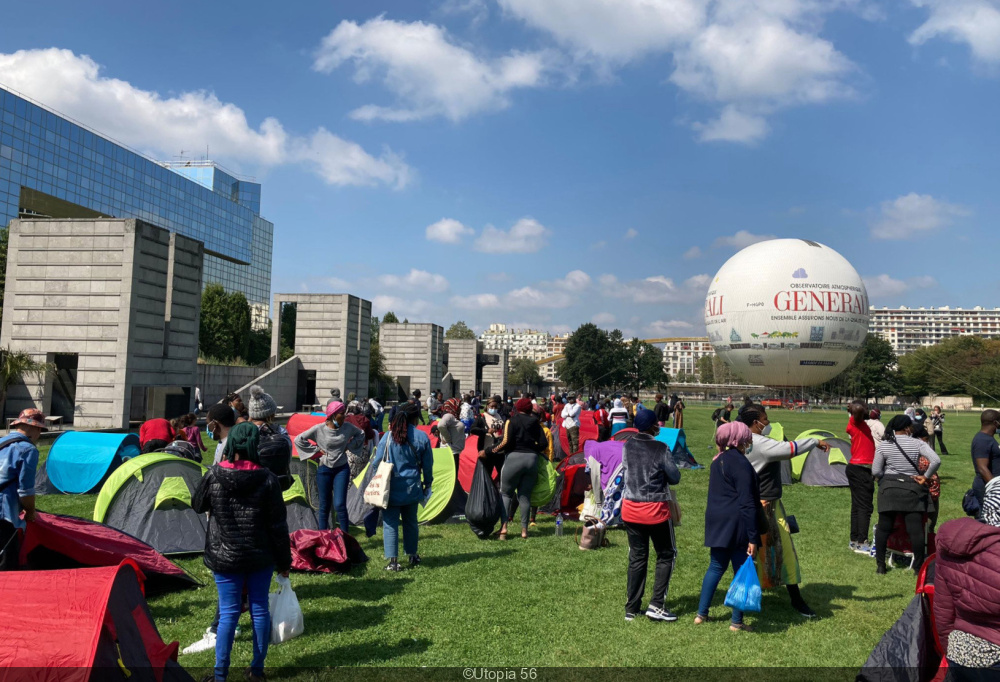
[0,85,273,326]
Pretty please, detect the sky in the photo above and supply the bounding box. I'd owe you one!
[1,0,998,339]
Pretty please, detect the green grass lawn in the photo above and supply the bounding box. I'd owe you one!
[34,406,980,670]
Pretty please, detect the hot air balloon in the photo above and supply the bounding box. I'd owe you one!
[704,239,869,387]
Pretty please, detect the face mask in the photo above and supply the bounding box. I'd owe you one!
[761,424,772,437]
[744,443,754,455]
[488,409,498,416]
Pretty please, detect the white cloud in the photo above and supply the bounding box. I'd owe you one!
[909,0,1000,64]
[486,272,511,282]
[439,0,490,27]
[870,193,970,240]
[451,293,502,309]
[426,218,475,244]
[377,269,450,293]
[712,230,777,249]
[474,217,550,254]
[509,286,575,308]
[591,240,608,251]
[863,274,937,300]
[624,228,639,240]
[554,270,591,290]
[371,295,430,317]
[313,16,554,122]
[0,48,411,188]
[592,312,617,326]
[683,246,703,259]
[500,0,859,143]
[645,319,696,337]
[323,277,353,291]
[602,273,710,304]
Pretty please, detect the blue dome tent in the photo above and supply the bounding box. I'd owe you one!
[36,432,141,495]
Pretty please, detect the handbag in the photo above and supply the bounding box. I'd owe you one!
[667,487,682,528]
[574,515,608,550]
[363,440,393,509]
[963,488,981,517]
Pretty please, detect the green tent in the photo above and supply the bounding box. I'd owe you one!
[789,429,851,487]
[348,447,459,525]
[283,474,319,533]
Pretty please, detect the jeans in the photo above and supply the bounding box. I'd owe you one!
[933,430,949,455]
[697,546,751,625]
[845,464,875,544]
[875,511,925,570]
[382,502,419,559]
[565,426,580,454]
[624,520,676,614]
[316,462,351,533]
[214,567,273,681]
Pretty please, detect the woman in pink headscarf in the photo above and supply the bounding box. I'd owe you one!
[695,421,764,631]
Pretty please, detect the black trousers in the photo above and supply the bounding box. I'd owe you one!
[0,519,20,571]
[932,431,949,455]
[875,511,925,570]
[845,464,875,544]
[624,520,675,614]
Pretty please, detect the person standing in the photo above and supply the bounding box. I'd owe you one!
[867,409,886,442]
[194,386,203,414]
[192,422,291,682]
[0,409,46,571]
[181,413,208,455]
[609,399,630,436]
[225,392,248,424]
[670,394,685,429]
[696,421,762,631]
[561,393,582,454]
[622,409,681,622]
[369,402,434,571]
[651,394,671,428]
[249,386,294,489]
[482,397,548,539]
[368,396,384,431]
[715,400,733,430]
[294,401,365,533]
[931,406,949,455]
[427,391,442,419]
[595,400,611,442]
[873,415,940,575]
[934,478,1000,678]
[437,398,466,464]
[970,409,1000,507]
[845,402,877,555]
[207,403,236,465]
[738,406,824,618]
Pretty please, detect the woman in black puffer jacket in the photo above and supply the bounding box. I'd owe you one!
[193,422,291,682]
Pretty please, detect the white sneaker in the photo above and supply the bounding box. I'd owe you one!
[181,628,216,655]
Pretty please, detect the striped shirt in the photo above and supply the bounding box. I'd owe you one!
[873,435,940,478]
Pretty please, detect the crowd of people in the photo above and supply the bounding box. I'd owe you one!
[4,387,1000,678]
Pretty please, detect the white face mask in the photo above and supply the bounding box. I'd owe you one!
[744,443,754,455]
[760,424,772,437]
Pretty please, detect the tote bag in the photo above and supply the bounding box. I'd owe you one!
[363,438,393,509]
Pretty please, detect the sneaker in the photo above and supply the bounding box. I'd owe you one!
[794,603,817,619]
[385,561,403,572]
[854,542,873,556]
[625,613,637,622]
[408,554,421,568]
[529,522,537,528]
[876,565,888,575]
[182,628,217,655]
[645,606,678,622]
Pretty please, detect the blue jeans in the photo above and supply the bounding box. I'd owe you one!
[382,502,419,559]
[317,462,351,533]
[214,567,273,681]
[697,546,750,625]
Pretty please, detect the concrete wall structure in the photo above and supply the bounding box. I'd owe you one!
[1,218,202,427]
[444,339,479,397]
[198,364,260,407]
[381,323,444,398]
[270,294,371,401]
[482,348,508,398]
[231,356,303,414]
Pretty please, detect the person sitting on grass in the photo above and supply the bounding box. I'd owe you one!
[192,422,291,682]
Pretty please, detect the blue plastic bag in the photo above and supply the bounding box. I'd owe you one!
[724,558,762,613]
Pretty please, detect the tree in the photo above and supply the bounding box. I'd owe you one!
[559,323,613,393]
[369,315,392,399]
[899,335,1000,402]
[697,355,715,383]
[225,291,252,361]
[0,347,54,419]
[199,283,253,363]
[446,321,476,340]
[620,338,669,393]
[675,371,689,384]
[509,358,542,391]
[820,334,901,401]
[246,321,272,366]
[279,302,297,361]
[382,311,399,324]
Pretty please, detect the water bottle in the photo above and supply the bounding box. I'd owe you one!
[555,513,564,536]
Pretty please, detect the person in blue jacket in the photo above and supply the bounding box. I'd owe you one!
[369,401,434,572]
[695,421,763,631]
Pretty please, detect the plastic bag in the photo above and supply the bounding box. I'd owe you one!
[724,558,762,613]
[466,460,502,539]
[268,575,304,644]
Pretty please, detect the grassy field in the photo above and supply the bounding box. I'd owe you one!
[34,406,980,670]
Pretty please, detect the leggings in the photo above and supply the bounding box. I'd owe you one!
[316,462,351,533]
[932,431,948,455]
[875,511,925,569]
[501,451,539,531]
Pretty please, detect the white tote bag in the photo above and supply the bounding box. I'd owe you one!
[363,438,393,509]
[268,575,304,644]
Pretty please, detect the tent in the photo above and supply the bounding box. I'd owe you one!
[19,512,199,596]
[790,428,850,486]
[36,432,141,495]
[287,413,326,460]
[93,454,208,555]
[653,428,702,469]
[552,410,600,457]
[584,440,624,491]
[283,474,319,533]
[0,560,193,681]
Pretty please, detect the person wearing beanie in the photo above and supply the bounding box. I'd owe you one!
[248,385,294,490]
[192,421,290,682]
[294,400,365,533]
[621,408,681,622]
[248,385,278,422]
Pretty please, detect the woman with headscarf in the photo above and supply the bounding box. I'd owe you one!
[368,401,434,571]
[669,394,685,429]
[934,478,1000,677]
[192,422,291,682]
[696,421,763,631]
[528,403,555,528]
[437,398,466,464]
[609,399,630,436]
[873,414,940,575]
[482,397,548,539]
[294,401,365,533]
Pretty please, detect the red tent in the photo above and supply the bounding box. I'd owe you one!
[287,413,326,460]
[458,435,496,493]
[0,560,192,681]
[416,424,440,448]
[553,410,600,457]
[20,512,198,596]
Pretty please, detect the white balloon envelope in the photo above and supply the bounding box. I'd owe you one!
[704,238,869,387]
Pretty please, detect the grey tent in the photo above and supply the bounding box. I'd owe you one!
[93,453,207,555]
[283,474,319,533]
[857,594,940,682]
[790,429,851,487]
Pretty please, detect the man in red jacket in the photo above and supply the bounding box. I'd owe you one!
[139,417,174,454]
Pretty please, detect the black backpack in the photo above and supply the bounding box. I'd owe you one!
[258,424,293,491]
[711,408,723,422]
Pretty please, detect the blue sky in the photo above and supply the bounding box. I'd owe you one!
[2,0,998,338]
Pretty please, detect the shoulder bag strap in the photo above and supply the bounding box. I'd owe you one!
[892,439,923,475]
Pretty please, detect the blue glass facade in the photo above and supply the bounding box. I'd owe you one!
[0,86,273,324]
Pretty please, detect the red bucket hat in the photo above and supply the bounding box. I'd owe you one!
[11,408,47,431]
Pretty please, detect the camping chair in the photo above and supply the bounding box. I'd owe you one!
[884,514,937,570]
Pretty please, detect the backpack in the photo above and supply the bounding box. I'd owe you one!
[599,462,625,527]
[258,424,293,491]
[363,402,376,420]
[711,408,723,422]
[161,439,201,463]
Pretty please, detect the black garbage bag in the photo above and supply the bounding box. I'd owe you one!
[466,460,502,539]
